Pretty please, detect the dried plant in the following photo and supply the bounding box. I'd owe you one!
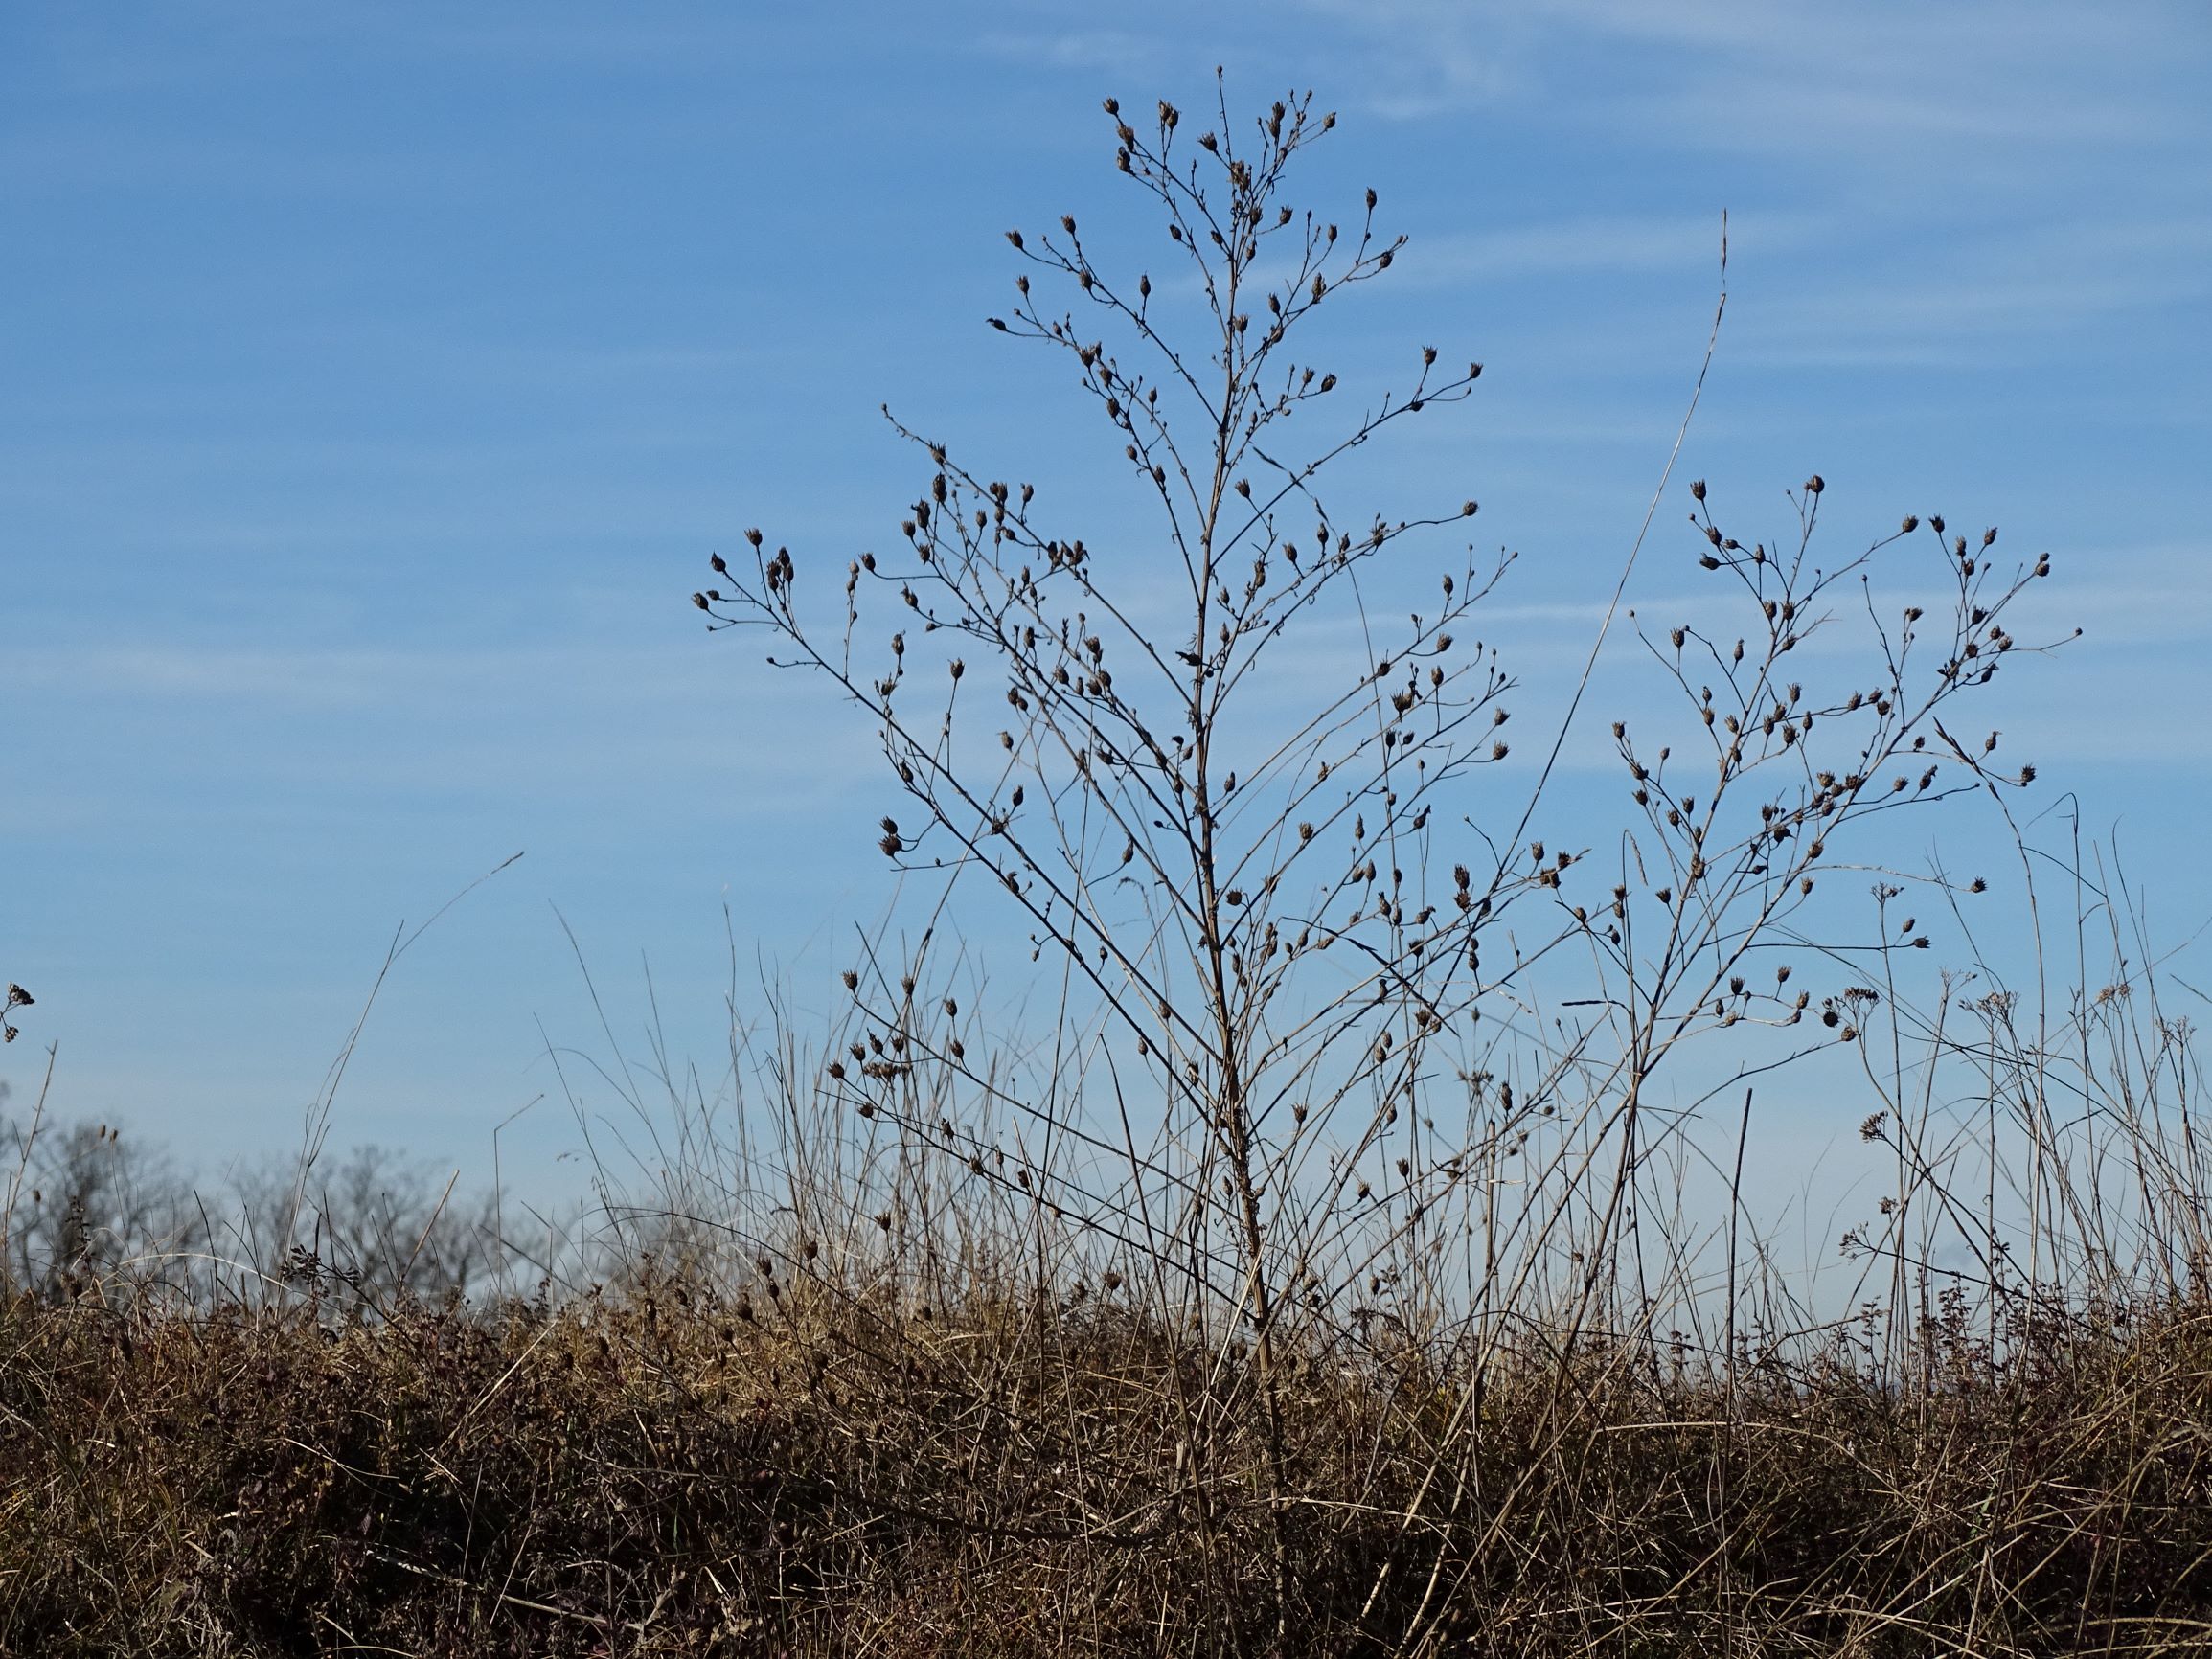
[693,80,2074,1646]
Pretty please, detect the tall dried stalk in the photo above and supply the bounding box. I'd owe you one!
[697,80,2065,1647]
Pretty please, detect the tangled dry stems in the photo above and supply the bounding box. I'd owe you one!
[4,1253,2211,1656]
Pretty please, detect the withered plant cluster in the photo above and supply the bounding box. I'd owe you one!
[8,1253,2212,1655]
[5,85,2208,1656]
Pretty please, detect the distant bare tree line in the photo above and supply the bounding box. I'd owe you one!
[2,1101,509,1309]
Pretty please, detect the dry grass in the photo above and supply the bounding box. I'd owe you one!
[5,1233,2212,1654]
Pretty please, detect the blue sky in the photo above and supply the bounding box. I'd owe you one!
[4,1,2207,1197]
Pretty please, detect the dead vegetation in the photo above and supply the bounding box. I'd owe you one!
[6,1242,2212,1654]
[6,84,2206,1655]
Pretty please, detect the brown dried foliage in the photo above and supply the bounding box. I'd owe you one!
[5,1268,2212,1654]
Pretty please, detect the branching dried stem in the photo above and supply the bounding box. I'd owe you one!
[692,79,2078,1648]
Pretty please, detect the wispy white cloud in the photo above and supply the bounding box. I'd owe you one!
[1299,0,2206,163]
[1730,215,2212,367]
[2,638,762,716]
[975,29,1163,74]
[1398,213,1767,284]
[0,636,877,809]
